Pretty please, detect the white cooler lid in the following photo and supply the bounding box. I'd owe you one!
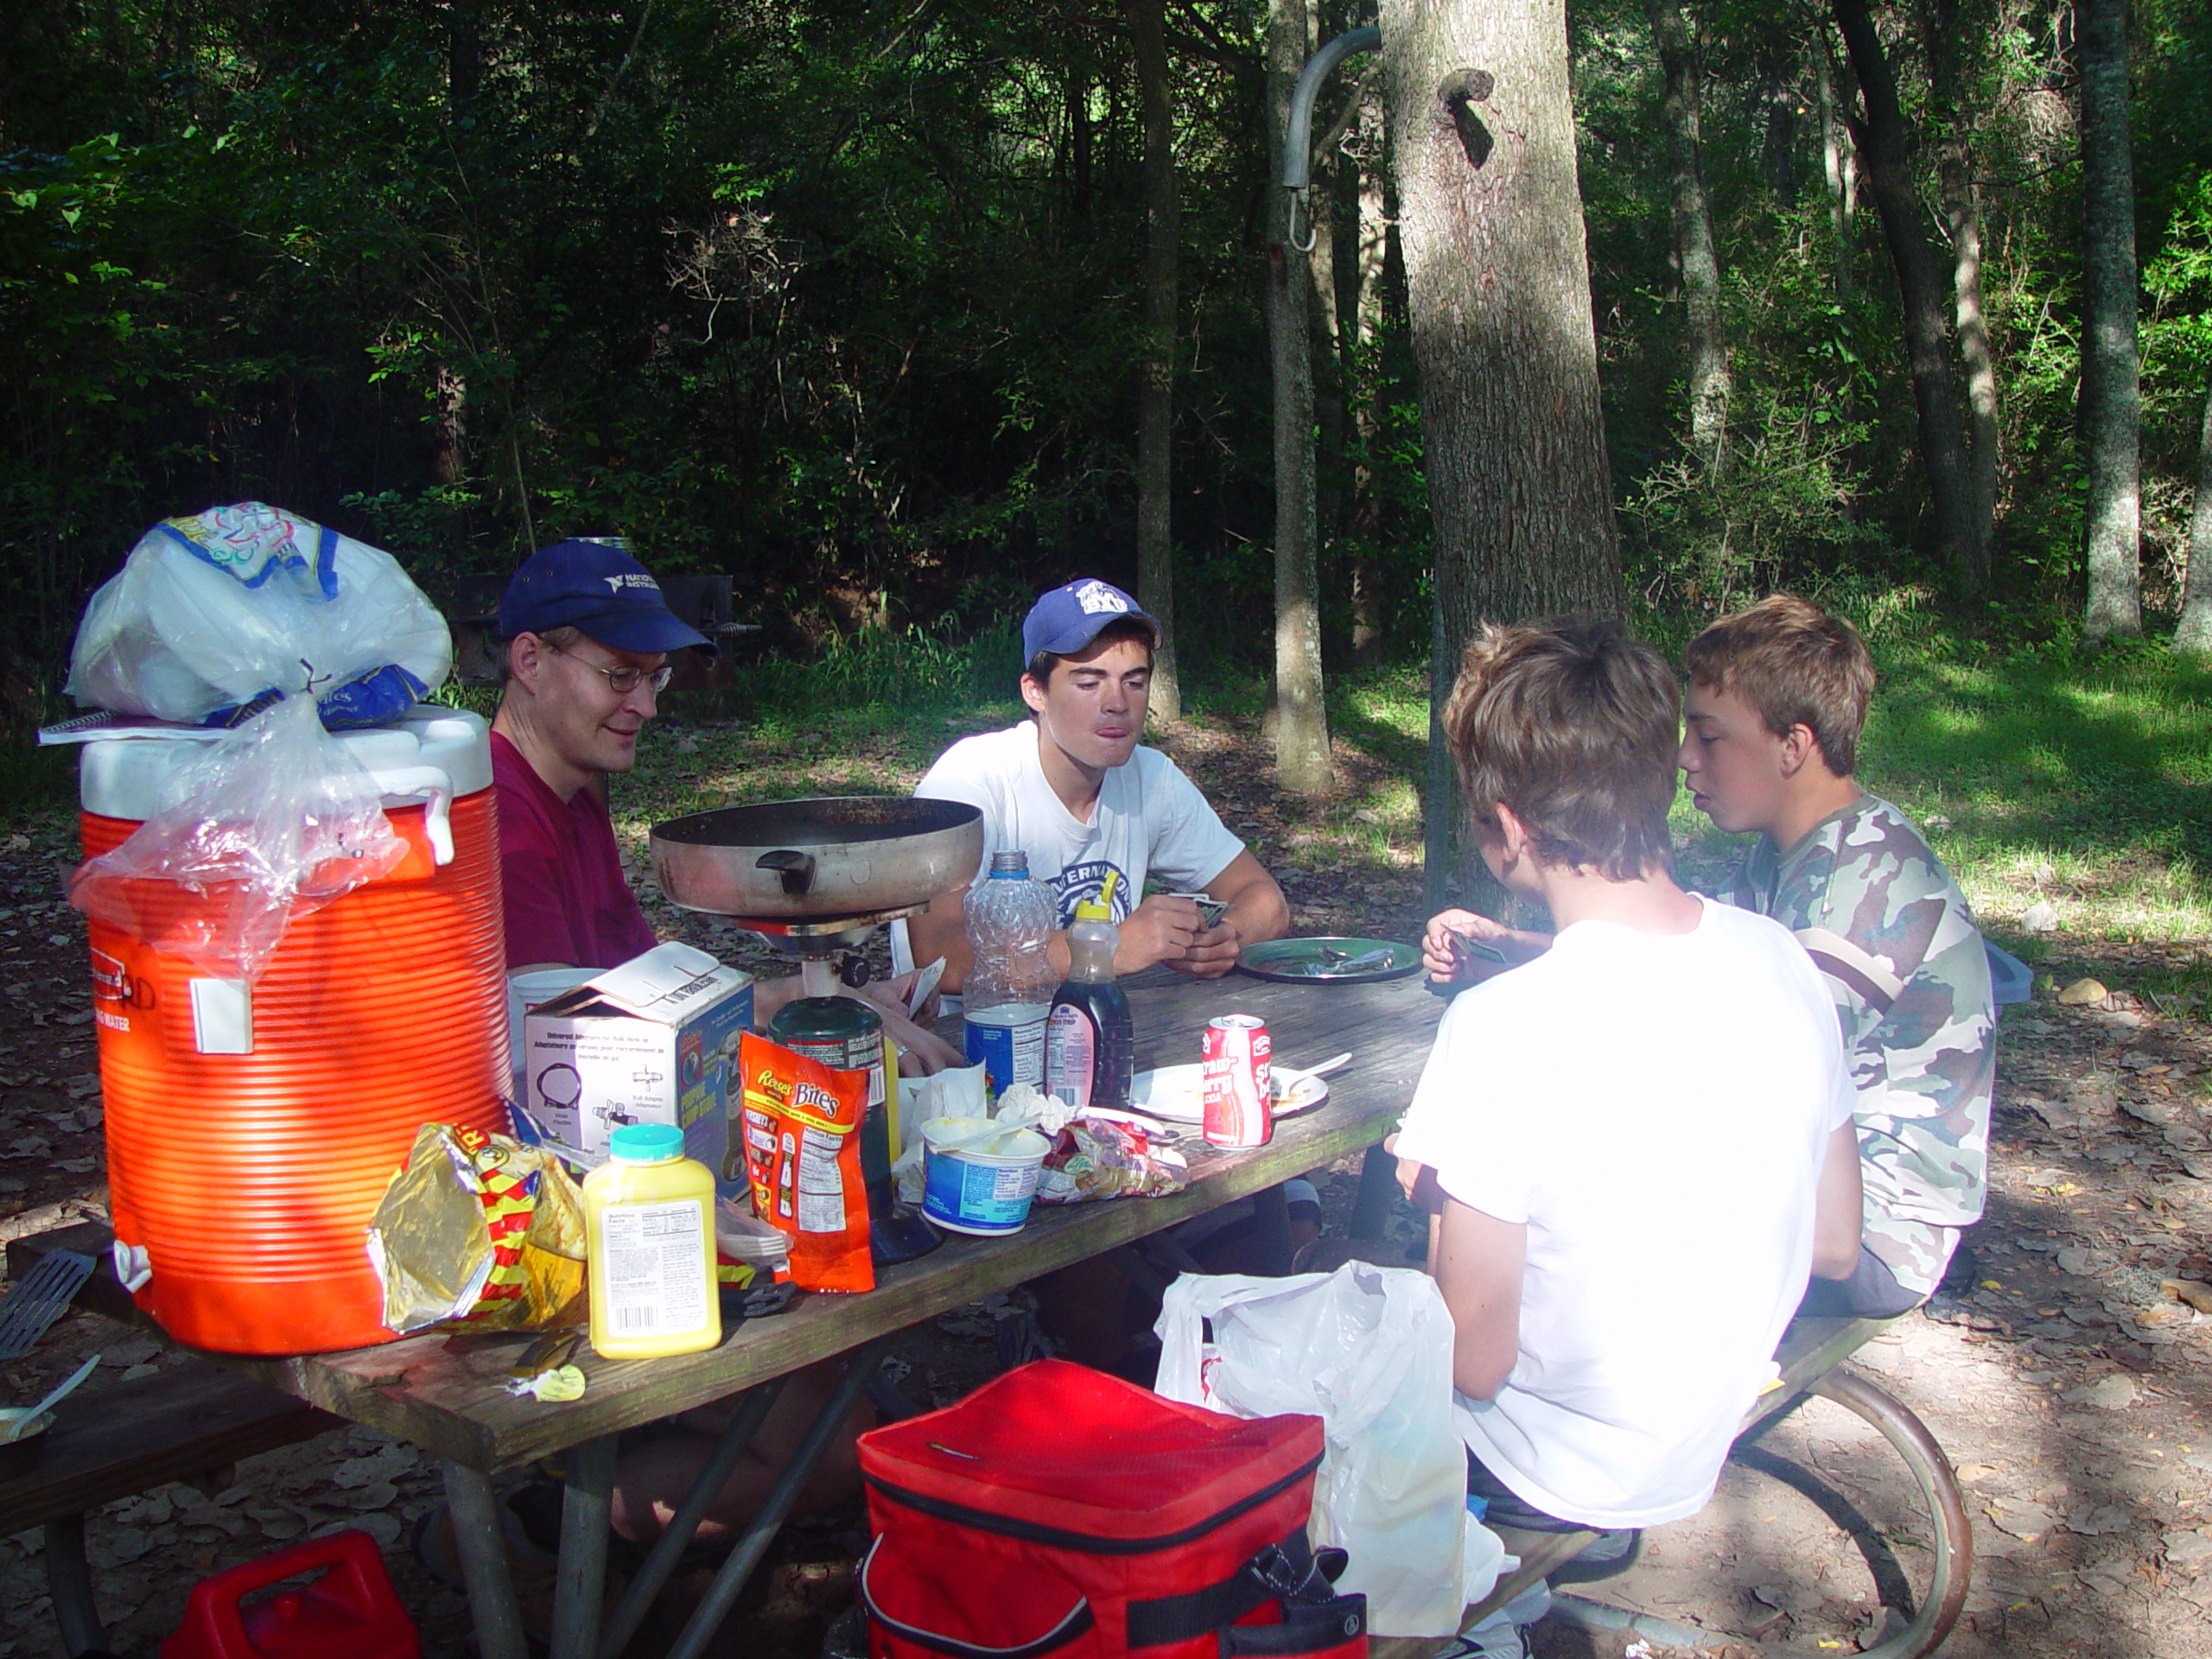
[80,703,493,820]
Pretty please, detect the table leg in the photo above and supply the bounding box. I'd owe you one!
[550,1434,618,1659]
[1250,1182,1294,1275]
[442,1459,529,1659]
[42,1514,105,1657]
[1349,1140,1399,1240]
[661,1340,887,1659]
[596,1376,788,1659]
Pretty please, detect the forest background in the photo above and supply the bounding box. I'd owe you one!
[5,0,2212,750]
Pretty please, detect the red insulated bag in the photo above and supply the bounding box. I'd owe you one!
[859,1359,1366,1659]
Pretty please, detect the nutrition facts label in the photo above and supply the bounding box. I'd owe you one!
[600,1198,709,1335]
[795,1126,847,1233]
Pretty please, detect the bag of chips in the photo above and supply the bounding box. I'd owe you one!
[367,1123,588,1334]
[738,1033,874,1294]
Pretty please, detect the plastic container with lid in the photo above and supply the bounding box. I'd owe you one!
[585,1122,721,1360]
[79,703,508,1355]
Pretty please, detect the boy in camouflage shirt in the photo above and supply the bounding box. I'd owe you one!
[1679,595,1994,1315]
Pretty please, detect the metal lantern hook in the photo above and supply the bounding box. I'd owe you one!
[1278,25,1381,250]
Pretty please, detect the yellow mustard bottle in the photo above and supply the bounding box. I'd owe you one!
[584,1123,721,1360]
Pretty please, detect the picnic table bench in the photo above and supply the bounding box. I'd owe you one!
[1414,1313,1971,1659]
[0,1233,340,1656]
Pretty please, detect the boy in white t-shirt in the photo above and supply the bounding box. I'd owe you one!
[1391,617,1863,1568]
[909,578,1287,990]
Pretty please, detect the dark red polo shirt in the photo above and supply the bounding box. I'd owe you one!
[492,731,660,970]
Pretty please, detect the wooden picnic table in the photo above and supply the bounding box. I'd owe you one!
[163,962,1444,1659]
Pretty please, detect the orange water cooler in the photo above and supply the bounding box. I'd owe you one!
[79,706,509,1354]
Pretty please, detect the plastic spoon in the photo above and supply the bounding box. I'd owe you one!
[3,1354,97,1441]
[1275,1052,1352,1082]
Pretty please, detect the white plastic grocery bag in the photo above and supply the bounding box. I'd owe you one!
[1155,1262,1481,1637]
[67,502,452,728]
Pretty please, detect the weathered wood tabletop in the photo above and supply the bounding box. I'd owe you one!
[212,964,1445,1473]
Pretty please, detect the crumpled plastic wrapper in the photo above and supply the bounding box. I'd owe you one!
[367,1123,588,1334]
[1035,1113,1188,1203]
[891,1081,1186,1205]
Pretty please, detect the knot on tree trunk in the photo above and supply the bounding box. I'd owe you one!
[1438,68,1496,170]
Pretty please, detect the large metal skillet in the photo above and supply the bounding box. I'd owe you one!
[651,797,982,923]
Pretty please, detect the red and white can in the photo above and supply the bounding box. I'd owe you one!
[1201,1014,1273,1147]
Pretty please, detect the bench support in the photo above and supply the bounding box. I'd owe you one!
[595,1377,787,1659]
[661,1338,887,1659]
[43,1515,106,1658]
[550,1434,619,1659]
[443,1459,530,1659]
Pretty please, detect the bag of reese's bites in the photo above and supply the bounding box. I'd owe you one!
[738,1032,874,1294]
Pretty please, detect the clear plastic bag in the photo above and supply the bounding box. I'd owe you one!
[66,502,452,728]
[1155,1262,1477,1637]
[69,696,410,979]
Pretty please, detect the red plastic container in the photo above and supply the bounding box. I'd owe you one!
[162,1529,420,1659]
[79,709,510,1354]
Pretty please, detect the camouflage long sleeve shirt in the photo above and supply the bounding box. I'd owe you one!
[1724,795,1995,1296]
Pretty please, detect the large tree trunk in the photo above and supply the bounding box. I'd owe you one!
[1127,0,1185,717]
[1649,0,1731,475]
[1832,0,1983,602]
[2078,0,2141,643]
[2177,370,2212,655]
[1926,0,1998,577]
[1267,0,1332,795]
[1380,0,1623,647]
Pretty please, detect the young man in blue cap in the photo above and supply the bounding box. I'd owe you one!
[907,577,1288,988]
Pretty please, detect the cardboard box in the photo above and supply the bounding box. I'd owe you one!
[524,942,753,1168]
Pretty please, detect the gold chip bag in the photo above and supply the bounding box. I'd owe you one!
[368,1122,588,1333]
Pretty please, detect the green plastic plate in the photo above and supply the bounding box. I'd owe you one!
[1236,936,1421,984]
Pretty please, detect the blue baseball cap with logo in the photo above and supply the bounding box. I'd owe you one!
[1021,578,1160,663]
[498,539,711,655]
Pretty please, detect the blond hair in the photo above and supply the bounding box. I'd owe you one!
[1682,594,1874,777]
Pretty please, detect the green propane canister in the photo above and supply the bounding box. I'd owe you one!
[765,957,940,1264]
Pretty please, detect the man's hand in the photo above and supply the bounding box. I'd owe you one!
[1167,918,1243,978]
[1421,908,1550,985]
[845,982,963,1076]
[1116,895,1202,973]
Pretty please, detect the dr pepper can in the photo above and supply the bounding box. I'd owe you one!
[1201,1014,1272,1147]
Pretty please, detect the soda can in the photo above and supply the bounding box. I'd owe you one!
[1201,1015,1273,1147]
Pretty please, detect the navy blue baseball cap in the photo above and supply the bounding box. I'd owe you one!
[1021,578,1160,663]
[499,540,711,655]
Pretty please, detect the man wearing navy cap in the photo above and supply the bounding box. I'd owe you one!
[491,538,957,1062]
[908,576,1288,988]
[475,538,953,1558]
[492,539,710,972]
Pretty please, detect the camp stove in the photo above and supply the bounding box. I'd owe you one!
[651,800,985,1264]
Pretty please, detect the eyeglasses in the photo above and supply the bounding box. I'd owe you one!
[543,639,674,696]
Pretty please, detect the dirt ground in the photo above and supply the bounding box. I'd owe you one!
[3,714,2210,1658]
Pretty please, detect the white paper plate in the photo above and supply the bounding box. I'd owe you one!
[1126,1064,1330,1125]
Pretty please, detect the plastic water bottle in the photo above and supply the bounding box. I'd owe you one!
[963,851,1057,1098]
